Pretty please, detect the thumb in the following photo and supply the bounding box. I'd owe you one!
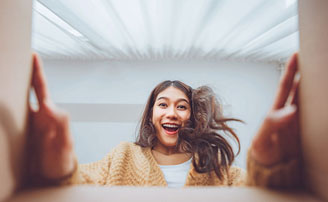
[268,105,297,129]
[254,105,297,146]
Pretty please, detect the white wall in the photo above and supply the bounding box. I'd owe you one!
[41,58,281,169]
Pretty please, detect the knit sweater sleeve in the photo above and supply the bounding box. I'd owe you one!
[63,152,113,185]
[55,147,116,186]
[227,166,247,186]
[29,150,113,187]
[246,149,302,189]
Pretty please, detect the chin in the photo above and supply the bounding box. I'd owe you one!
[158,136,178,147]
[162,141,177,147]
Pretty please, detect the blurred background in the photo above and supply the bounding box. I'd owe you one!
[31,0,298,168]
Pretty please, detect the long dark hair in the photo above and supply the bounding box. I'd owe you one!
[135,80,242,180]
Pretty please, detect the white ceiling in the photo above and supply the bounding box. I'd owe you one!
[31,0,299,63]
[30,1,292,166]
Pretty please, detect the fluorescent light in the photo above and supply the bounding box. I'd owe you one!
[34,1,88,40]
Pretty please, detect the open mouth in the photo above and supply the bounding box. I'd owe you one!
[162,123,180,134]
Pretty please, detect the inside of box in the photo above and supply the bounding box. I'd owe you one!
[0,0,328,201]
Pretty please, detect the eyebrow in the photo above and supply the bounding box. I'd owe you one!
[157,97,189,104]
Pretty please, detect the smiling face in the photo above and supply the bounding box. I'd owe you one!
[152,86,191,150]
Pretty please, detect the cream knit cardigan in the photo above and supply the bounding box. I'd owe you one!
[62,142,301,188]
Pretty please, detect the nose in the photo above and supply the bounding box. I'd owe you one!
[166,105,178,119]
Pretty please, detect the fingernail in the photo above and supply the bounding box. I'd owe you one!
[272,105,297,119]
[282,105,297,116]
[287,104,297,112]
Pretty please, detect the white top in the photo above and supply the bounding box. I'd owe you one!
[158,158,192,188]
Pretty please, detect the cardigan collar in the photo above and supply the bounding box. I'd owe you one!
[141,146,218,186]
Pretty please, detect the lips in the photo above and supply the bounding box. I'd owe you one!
[161,123,180,135]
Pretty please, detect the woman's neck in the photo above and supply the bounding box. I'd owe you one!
[152,142,179,155]
[151,143,191,165]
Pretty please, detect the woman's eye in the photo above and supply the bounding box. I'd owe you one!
[158,103,167,107]
[177,105,187,110]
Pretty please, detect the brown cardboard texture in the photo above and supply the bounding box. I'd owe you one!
[299,0,328,201]
[0,0,33,201]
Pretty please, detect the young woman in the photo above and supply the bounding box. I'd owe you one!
[27,53,301,188]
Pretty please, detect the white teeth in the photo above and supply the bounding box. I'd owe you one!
[162,124,179,128]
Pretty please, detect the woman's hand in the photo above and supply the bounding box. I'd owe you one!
[28,53,75,180]
[251,53,301,166]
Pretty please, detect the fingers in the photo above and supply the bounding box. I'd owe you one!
[31,53,51,109]
[268,105,297,126]
[254,105,297,148]
[33,106,72,151]
[290,75,300,105]
[272,53,298,110]
[55,111,73,147]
